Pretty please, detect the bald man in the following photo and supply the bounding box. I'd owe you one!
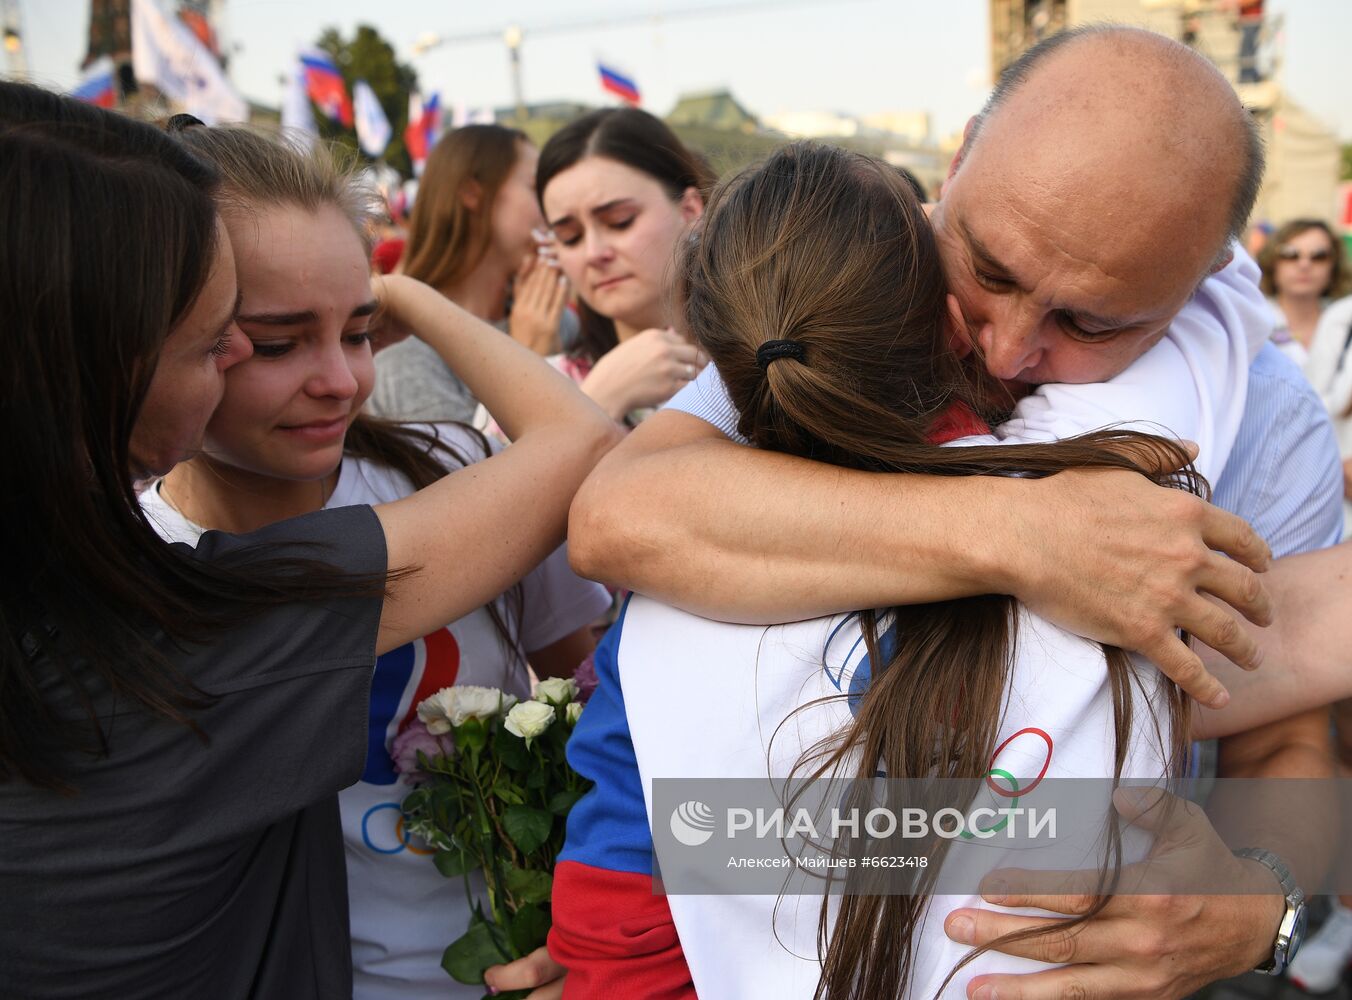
[562,23,1347,1000]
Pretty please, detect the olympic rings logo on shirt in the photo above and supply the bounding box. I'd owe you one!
[360,801,437,856]
[959,727,1054,842]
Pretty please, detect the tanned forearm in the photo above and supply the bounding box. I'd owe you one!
[571,411,1271,707]
[1196,540,1352,738]
[569,411,1013,624]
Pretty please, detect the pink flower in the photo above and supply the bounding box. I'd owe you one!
[572,654,598,704]
[391,720,455,784]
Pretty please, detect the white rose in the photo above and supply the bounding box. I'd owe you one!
[565,702,583,726]
[534,677,578,706]
[504,701,556,741]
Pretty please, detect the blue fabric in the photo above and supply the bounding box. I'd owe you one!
[560,597,655,877]
[1212,343,1344,559]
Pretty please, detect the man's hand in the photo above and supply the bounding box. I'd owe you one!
[941,788,1284,1000]
[1010,456,1273,709]
[483,946,565,999]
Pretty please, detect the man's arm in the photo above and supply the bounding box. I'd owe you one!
[1195,540,1352,737]
[571,410,1272,707]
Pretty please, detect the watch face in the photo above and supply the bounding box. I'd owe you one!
[1287,902,1310,963]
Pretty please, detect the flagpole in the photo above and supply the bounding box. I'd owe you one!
[504,24,525,123]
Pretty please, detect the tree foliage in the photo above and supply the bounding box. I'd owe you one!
[1341,143,1351,183]
[315,24,417,177]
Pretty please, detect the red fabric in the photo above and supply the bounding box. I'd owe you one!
[549,861,696,1000]
[927,402,990,444]
[371,238,405,276]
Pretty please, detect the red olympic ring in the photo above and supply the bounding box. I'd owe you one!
[985,727,1053,798]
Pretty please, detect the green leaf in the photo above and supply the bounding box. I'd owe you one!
[504,866,553,906]
[434,846,476,878]
[441,919,509,984]
[490,777,526,806]
[493,724,532,771]
[429,783,461,832]
[508,903,552,956]
[456,717,488,753]
[526,767,547,790]
[401,787,430,815]
[502,805,553,855]
[547,788,586,816]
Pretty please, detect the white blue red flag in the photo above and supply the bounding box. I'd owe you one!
[404,90,440,175]
[300,49,353,127]
[72,56,117,109]
[353,80,391,158]
[598,62,640,106]
[130,0,246,124]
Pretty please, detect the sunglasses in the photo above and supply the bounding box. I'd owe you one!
[1276,246,1333,263]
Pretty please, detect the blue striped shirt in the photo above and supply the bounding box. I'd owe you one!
[1211,343,1343,559]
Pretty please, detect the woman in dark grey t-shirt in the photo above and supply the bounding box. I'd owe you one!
[0,83,616,998]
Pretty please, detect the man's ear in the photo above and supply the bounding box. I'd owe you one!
[679,186,704,224]
[459,180,483,212]
[944,294,974,359]
[941,116,980,198]
[1206,246,1235,275]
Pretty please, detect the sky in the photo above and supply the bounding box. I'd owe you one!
[13,0,1352,142]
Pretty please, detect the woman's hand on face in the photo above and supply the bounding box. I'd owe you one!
[368,274,419,354]
[581,327,707,421]
[509,254,568,356]
[1342,456,1352,502]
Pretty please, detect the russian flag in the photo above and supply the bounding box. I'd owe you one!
[404,90,440,174]
[72,56,117,109]
[300,49,353,127]
[598,62,640,106]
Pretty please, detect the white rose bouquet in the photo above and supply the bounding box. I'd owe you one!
[397,675,590,994]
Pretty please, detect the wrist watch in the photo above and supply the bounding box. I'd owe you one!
[1233,847,1308,976]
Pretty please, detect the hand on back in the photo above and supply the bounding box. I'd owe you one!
[1011,452,1273,709]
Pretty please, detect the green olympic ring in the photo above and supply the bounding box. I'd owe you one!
[959,768,1020,840]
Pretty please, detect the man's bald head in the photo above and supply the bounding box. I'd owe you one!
[962,25,1263,273]
[928,25,1266,387]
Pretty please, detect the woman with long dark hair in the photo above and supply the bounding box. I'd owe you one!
[145,121,609,999]
[530,108,712,427]
[0,83,616,997]
[548,143,1192,999]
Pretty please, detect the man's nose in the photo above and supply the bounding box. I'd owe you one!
[978,302,1045,382]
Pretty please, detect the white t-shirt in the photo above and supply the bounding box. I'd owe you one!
[141,423,610,1000]
[616,599,1171,999]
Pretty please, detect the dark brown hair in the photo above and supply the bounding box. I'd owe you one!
[1259,218,1349,299]
[0,83,388,791]
[402,125,528,292]
[537,108,714,363]
[682,142,1193,999]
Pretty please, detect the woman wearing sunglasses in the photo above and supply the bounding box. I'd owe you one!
[1258,218,1350,366]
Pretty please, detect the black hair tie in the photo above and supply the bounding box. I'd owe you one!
[756,339,806,370]
[166,113,206,132]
